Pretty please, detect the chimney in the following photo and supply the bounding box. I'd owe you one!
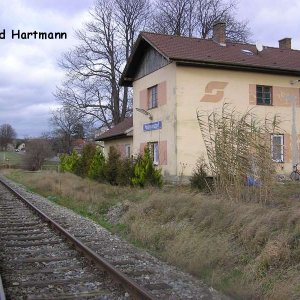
[213,22,226,45]
[279,38,291,49]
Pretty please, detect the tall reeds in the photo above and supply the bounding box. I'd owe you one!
[197,103,281,203]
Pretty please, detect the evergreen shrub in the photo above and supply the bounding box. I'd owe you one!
[104,146,121,185]
[60,150,80,173]
[74,143,97,177]
[88,148,105,181]
[131,147,162,188]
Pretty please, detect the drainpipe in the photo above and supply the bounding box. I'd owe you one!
[289,80,300,166]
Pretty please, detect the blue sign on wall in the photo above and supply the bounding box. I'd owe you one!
[143,121,162,131]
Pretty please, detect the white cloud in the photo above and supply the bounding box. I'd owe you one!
[0,0,94,137]
[238,0,300,49]
[0,0,299,138]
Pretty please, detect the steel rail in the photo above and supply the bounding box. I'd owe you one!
[0,178,156,300]
[0,275,6,300]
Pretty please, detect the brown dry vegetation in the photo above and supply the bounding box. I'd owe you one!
[2,169,300,299]
[197,104,281,203]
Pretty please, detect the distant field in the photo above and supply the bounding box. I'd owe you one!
[0,151,59,169]
[0,151,23,165]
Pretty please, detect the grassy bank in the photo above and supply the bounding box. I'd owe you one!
[2,169,300,299]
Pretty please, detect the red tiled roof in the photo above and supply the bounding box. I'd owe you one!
[121,32,300,86]
[142,32,300,70]
[95,117,133,141]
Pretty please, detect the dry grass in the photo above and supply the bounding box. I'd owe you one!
[2,170,149,222]
[197,104,281,203]
[3,169,300,299]
[123,189,300,298]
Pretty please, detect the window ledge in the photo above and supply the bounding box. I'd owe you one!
[148,106,158,111]
[256,103,273,106]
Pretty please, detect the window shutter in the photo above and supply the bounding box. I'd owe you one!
[249,84,256,105]
[157,81,167,106]
[139,89,148,110]
[158,141,167,165]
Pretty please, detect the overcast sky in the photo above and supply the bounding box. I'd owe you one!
[0,0,299,138]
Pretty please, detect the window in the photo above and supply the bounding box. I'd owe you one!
[125,144,131,158]
[148,142,159,165]
[148,85,158,109]
[256,85,272,105]
[271,134,284,162]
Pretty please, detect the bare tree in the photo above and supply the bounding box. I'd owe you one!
[115,0,151,60]
[23,138,54,171]
[0,124,17,151]
[153,0,251,42]
[56,0,250,131]
[56,0,150,129]
[115,0,151,110]
[50,106,91,154]
[152,0,196,36]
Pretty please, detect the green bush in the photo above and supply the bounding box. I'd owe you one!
[88,148,105,181]
[75,143,96,177]
[104,146,121,185]
[131,147,163,188]
[60,150,80,173]
[116,158,135,186]
[60,145,163,188]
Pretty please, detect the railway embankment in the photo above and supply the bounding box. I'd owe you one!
[2,169,300,299]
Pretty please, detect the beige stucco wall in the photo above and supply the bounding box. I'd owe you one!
[132,63,177,179]
[103,136,133,158]
[132,61,300,179]
[176,65,300,176]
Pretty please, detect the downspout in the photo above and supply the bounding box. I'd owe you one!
[174,63,178,180]
[288,82,300,166]
[291,100,298,166]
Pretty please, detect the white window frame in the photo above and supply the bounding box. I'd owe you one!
[125,144,131,158]
[271,134,284,162]
[149,142,159,165]
[148,85,158,109]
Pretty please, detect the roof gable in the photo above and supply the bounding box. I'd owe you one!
[120,32,300,86]
[134,46,169,81]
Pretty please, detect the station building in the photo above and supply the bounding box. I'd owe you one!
[98,23,300,181]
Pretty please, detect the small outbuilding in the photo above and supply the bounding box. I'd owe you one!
[95,117,133,159]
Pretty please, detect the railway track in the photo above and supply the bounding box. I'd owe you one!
[0,178,155,300]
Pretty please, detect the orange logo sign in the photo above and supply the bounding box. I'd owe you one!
[201,81,228,102]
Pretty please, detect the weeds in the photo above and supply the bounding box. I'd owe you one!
[197,103,281,203]
[190,156,212,191]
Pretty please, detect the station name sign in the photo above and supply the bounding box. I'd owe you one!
[143,121,162,131]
